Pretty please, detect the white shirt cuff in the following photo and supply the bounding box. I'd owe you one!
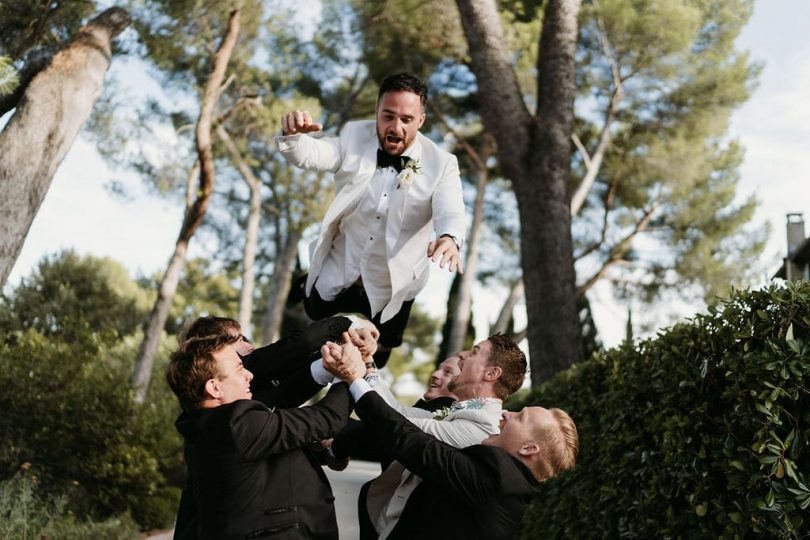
[348,315,375,331]
[310,359,334,386]
[350,378,373,402]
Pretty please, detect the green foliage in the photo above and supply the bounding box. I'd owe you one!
[387,304,442,389]
[512,282,810,537]
[0,471,139,540]
[0,1,96,62]
[573,0,765,305]
[0,252,187,531]
[2,250,151,346]
[0,331,178,530]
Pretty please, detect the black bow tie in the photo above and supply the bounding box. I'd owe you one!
[377,149,412,173]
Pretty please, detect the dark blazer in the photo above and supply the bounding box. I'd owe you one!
[244,316,351,390]
[173,316,351,539]
[331,395,455,465]
[175,383,352,540]
[355,392,543,540]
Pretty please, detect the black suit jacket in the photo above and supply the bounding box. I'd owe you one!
[355,392,543,540]
[173,316,352,539]
[331,395,455,465]
[244,316,351,396]
[175,383,352,540]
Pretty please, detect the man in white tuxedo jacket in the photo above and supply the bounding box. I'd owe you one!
[276,73,466,367]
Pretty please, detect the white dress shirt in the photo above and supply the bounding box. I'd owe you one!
[315,143,419,318]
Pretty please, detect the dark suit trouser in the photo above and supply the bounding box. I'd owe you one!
[301,277,414,368]
[358,480,379,540]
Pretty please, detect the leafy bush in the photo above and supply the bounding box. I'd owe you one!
[0,331,179,530]
[0,471,140,540]
[513,283,810,538]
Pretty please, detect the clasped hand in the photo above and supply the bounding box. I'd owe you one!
[321,332,366,383]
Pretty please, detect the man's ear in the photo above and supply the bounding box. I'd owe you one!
[204,378,222,400]
[484,365,503,382]
[417,112,426,129]
[518,443,541,458]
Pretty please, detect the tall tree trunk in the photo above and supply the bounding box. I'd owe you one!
[491,278,524,334]
[217,124,262,333]
[237,179,261,332]
[523,0,582,382]
[0,7,130,288]
[446,135,491,354]
[131,9,240,402]
[456,0,583,384]
[262,228,302,343]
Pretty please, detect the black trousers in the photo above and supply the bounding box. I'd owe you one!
[301,277,413,368]
[358,480,379,540]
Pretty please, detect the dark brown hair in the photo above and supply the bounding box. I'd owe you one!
[166,333,239,412]
[378,72,427,109]
[486,333,527,400]
[181,316,241,343]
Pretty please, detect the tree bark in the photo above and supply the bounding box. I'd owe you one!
[492,278,524,334]
[447,134,491,354]
[262,228,302,343]
[456,0,583,384]
[0,7,130,288]
[217,124,262,333]
[131,8,240,402]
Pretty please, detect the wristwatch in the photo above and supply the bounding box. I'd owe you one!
[440,234,461,250]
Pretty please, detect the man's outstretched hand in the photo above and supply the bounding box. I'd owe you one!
[427,236,463,274]
[321,333,366,383]
[281,110,323,136]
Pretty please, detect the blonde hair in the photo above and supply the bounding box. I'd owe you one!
[531,408,579,482]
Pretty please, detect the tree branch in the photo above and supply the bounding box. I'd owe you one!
[570,18,623,217]
[179,8,240,244]
[574,176,616,261]
[576,200,660,297]
[429,102,488,171]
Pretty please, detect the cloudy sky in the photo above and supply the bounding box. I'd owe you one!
[6,0,810,348]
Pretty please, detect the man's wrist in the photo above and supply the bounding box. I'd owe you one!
[440,234,461,250]
[349,378,373,401]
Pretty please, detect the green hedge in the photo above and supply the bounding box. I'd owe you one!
[512,283,810,538]
[0,330,181,530]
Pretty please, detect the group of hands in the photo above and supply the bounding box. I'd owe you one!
[315,324,380,467]
[321,325,380,384]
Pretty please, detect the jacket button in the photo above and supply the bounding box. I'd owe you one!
[271,379,280,387]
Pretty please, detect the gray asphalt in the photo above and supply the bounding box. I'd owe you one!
[325,460,382,539]
[146,460,382,540]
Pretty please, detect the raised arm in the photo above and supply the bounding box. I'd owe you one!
[275,110,342,172]
[232,382,353,460]
[355,391,500,504]
[244,316,352,382]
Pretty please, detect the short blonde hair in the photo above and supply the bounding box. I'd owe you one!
[531,408,579,482]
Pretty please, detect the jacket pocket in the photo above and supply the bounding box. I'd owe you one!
[264,505,298,516]
[245,523,300,538]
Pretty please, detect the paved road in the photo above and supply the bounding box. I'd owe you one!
[145,460,381,540]
[325,460,382,539]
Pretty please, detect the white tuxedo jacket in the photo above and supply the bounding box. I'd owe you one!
[276,120,466,322]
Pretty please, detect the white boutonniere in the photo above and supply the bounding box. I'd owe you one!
[433,407,452,420]
[397,158,421,189]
